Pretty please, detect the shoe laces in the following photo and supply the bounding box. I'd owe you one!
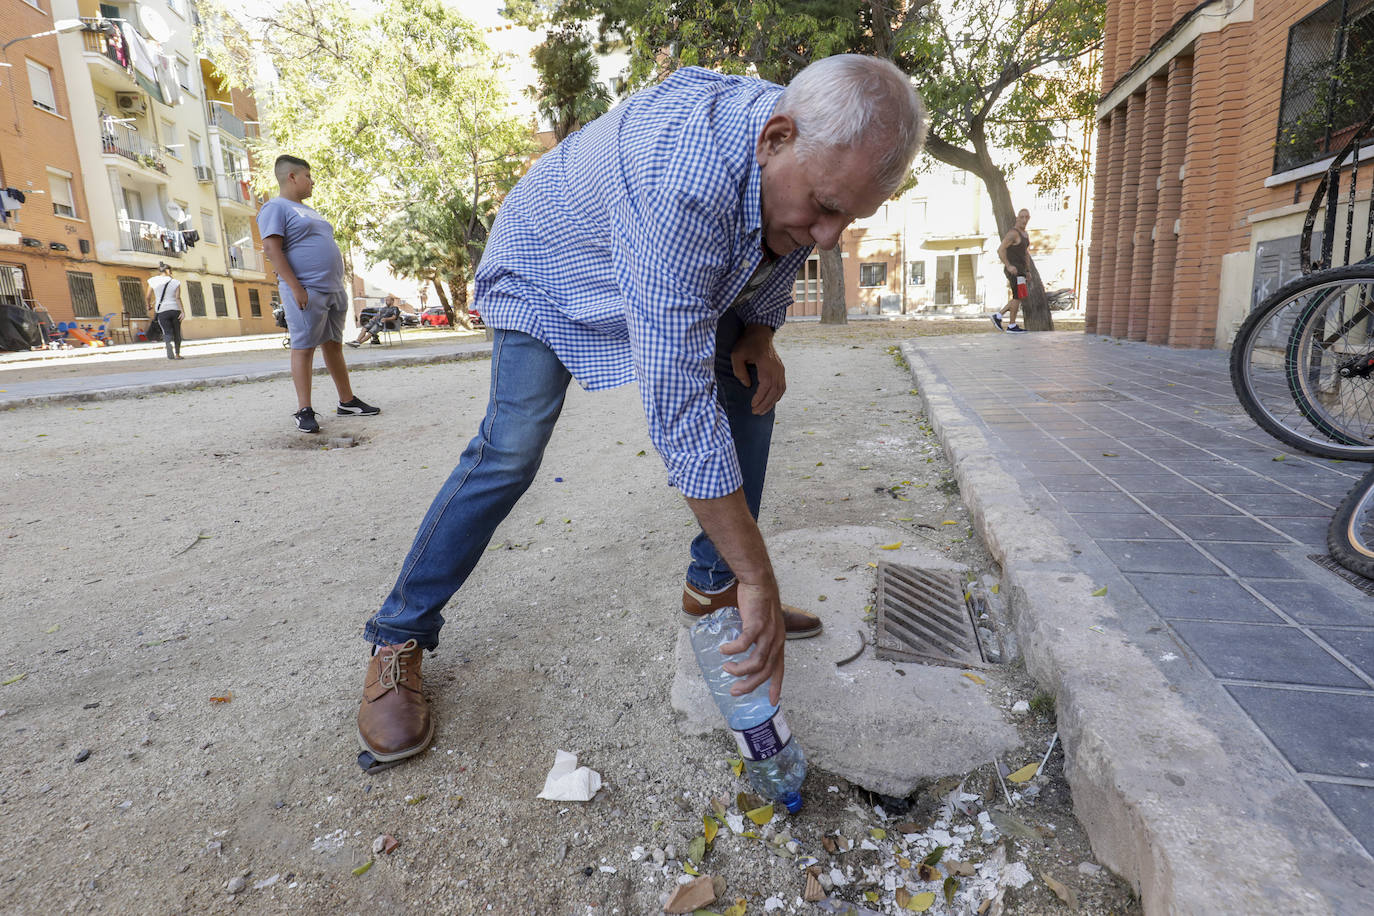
[378,639,419,691]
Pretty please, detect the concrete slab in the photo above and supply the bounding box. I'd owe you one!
[669,525,1019,798]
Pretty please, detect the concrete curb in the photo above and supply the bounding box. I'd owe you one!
[901,341,1372,915]
[0,345,493,411]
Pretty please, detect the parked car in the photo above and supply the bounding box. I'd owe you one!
[420,306,449,327]
[399,309,421,328]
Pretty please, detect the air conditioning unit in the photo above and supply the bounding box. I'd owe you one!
[115,92,145,114]
[194,165,213,183]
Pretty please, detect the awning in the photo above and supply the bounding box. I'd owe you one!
[920,235,987,251]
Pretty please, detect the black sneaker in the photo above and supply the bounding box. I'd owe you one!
[990,312,1004,330]
[1005,323,1027,334]
[294,407,320,433]
[338,397,380,416]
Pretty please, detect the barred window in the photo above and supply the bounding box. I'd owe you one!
[859,263,887,288]
[212,283,228,317]
[67,271,99,318]
[1274,0,1374,172]
[186,280,206,317]
[248,288,262,317]
[118,276,147,318]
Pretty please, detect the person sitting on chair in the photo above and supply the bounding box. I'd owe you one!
[347,298,401,348]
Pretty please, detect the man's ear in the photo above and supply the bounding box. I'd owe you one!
[756,114,797,165]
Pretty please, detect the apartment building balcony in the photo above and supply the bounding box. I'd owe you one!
[100,121,169,177]
[228,246,265,276]
[118,219,182,258]
[207,103,247,142]
[215,173,255,210]
[80,21,138,92]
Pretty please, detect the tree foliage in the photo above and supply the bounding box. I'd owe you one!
[197,0,534,315]
[507,0,1103,330]
[529,26,615,142]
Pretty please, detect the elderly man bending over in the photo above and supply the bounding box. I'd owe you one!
[356,55,927,769]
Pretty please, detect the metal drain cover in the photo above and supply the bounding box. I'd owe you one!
[1309,554,1374,597]
[874,563,987,667]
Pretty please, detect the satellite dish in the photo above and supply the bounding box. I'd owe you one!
[139,5,172,44]
[166,202,187,223]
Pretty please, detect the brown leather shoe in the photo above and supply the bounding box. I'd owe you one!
[681,581,823,639]
[357,639,434,763]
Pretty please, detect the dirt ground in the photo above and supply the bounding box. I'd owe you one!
[0,316,1136,915]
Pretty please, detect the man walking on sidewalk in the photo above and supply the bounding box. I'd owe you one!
[258,155,378,433]
[991,208,1032,334]
[145,263,184,360]
[355,56,926,770]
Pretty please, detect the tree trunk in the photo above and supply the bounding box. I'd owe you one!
[925,134,1054,331]
[819,246,846,324]
[432,279,456,327]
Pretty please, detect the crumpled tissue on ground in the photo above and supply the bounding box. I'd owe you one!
[536,749,602,801]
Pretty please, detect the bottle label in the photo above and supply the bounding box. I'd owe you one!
[732,712,791,761]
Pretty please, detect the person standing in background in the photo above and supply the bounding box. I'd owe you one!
[145,262,184,359]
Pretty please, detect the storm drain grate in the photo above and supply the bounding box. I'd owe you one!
[874,563,988,667]
[1034,389,1129,403]
[1308,554,1374,597]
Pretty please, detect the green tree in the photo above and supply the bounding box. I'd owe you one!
[197,0,533,322]
[507,0,1103,330]
[530,26,615,142]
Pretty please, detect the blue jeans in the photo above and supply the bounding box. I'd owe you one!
[364,312,775,649]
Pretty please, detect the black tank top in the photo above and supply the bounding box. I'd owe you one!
[1006,229,1029,272]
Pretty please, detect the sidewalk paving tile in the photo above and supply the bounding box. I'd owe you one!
[1123,573,1286,622]
[1096,539,1222,575]
[1170,620,1368,688]
[1225,686,1374,780]
[1311,784,1374,852]
[1248,579,1374,627]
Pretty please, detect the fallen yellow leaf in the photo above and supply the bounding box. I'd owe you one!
[1008,763,1039,784]
[351,859,374,876]
[961,672,986,685]
[879,542,903,550]
[906,891,937,912]
[730,757,743,777]
[940,520,957,525]
[869,828,887,841]
[745,804,774,826]
[1091,585,1108,597]
[704,816,718,845]
[867,562,878,568]
[2,672,26,686]
[724,899,747,916]
[682,861,700,876]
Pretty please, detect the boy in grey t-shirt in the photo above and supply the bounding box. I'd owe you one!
[258,155,379,433]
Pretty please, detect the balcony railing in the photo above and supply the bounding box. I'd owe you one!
[228,246,263,272]
[207,103,246,141]
[118,219,182,258]
[215,173,253,206]
[81,21,132,75]
[100,120,168,174]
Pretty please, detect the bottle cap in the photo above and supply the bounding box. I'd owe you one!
[779,790,803,814]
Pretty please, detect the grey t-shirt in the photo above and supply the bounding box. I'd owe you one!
[256,197,346,292]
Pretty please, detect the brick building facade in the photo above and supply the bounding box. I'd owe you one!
[1089,0,1373,348]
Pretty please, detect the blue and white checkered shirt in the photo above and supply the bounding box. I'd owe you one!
[476,67,812,500]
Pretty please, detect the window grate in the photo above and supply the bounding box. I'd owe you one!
[1274,0,1374,172]
[248,288,261,317]
[211,283,228,317]
[186,280,206,317]
[118,276,147,318]
[67,271,98,318]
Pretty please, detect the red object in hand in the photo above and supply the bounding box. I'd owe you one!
[1016,276,1028,299]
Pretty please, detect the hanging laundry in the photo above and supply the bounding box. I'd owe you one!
[0,188,25,223]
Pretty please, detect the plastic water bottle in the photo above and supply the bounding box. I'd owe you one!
[689,606,807,813]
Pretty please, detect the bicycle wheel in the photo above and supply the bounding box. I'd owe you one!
[1328,465,1374,579]
[1231,263,1374,460]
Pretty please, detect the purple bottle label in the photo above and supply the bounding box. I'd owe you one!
[732,712,792,761]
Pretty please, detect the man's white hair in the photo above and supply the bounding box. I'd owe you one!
[775,55,927,196]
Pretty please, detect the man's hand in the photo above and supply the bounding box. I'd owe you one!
[730,324,786,415]
[290,283,309,310]
[719,579,786,705]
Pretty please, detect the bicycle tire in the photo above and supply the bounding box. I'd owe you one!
[1328,465,1374,580]
[1230,263,1374,460]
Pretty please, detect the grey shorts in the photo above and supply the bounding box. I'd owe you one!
[281,285,347,349]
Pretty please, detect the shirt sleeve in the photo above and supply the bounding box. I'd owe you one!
[735,246,811,329]
[610,186,743,500]
[256,199,285,239]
